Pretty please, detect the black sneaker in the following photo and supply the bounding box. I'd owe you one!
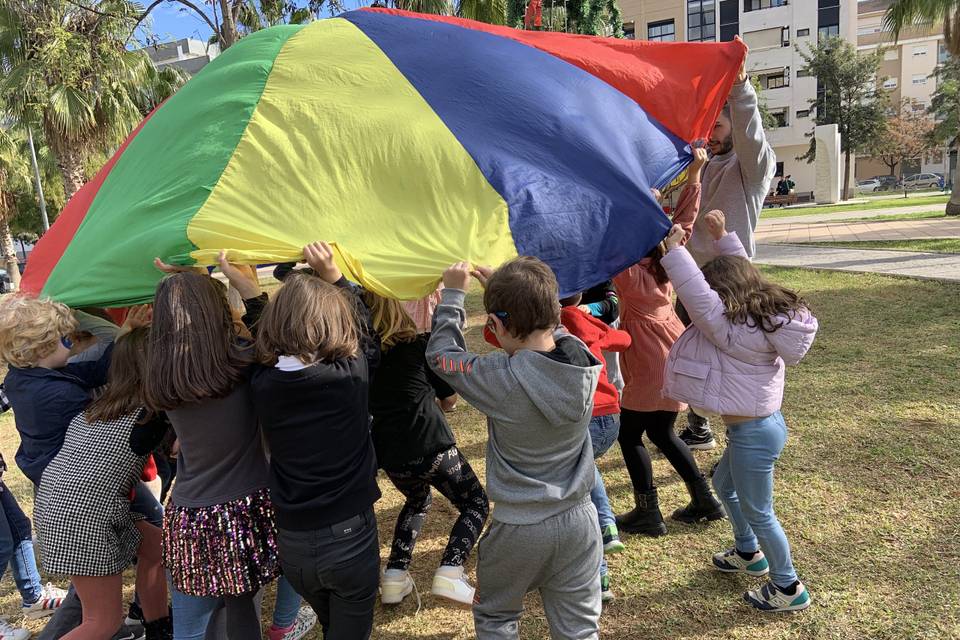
[678,426,716,450]
[125,600,144,626]
[112,623,146,640]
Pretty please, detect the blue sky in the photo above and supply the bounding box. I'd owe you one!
[141,1,371,43]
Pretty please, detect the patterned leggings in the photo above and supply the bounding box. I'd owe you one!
[385,446,489,570]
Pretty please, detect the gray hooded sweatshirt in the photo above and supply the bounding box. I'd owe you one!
[687,78,776,265]
[426,288,602,525]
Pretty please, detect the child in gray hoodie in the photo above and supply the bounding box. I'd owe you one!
[427,257,603,640]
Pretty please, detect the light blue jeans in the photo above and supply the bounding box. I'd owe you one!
[0,485,43,605]
[588,414,620,578]
[711,412,798,587]
[171,587,261,640]
[272,576,302,629]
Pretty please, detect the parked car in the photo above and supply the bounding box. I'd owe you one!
[899,173,943,190]
[871,175,899,191]
[856,179,882,193]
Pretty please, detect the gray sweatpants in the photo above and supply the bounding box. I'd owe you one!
[474,498,602,640]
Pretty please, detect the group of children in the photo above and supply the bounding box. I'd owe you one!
[0,69,815,640]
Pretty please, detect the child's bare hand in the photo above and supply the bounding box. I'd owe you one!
[470,265,494,289]
[443,261,472,291]
[218,251,261,299]
[663,224,685,251]
[120,304,152,333]
[153,257,204,274]
[704,210,727,240]
[303,242,343,284]
[578,304,592,315]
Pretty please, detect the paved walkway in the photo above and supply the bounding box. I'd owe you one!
[759,203,947,226]
[754,244,960,282]
[756,215,960,244]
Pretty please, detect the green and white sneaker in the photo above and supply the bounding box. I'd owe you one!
[600,575,615,603]
[601,525,625,555]
[712,548,770,577]
[744,581,811,613]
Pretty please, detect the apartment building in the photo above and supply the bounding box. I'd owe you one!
[142,38,220,76]
[617,0,858,196]
[855,0,948,181]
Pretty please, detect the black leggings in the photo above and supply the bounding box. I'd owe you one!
[618,409,703,492]
[385,446,489,570]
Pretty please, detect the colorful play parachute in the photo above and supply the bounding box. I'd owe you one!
[22,8,746,307]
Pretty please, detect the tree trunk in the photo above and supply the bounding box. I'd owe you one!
[947,152,960,215]
[219,0,239,49]
[0,201,21,292]
[56,145,86,202]
[842,149,852,200]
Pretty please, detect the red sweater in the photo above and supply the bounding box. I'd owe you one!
[482,313,630,417]
[559,307,631,417]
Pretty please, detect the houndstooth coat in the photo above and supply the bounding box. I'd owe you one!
[35,409,148,576]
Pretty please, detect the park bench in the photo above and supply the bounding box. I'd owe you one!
[764,192,798,208]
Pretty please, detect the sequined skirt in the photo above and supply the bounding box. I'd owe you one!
[163,488,280,596]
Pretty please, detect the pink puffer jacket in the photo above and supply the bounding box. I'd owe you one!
[660,232,818,417]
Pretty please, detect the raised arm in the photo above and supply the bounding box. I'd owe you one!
[303,241,381,374]
[729,76,776,195]
[426,263,515,418]
[673,146,708,239]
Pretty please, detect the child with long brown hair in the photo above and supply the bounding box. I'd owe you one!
[364,291,489,607]
[144,257,278,640]
[613,147,724,537]
[35,324,172,639]
[250,242,381,640]
[661,210,818,613]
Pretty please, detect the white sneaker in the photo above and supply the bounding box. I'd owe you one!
[431,566,475,606]
[380,569,414,604]
[282,606,318,640]
[0,616,30,640]
[22,583,68,620]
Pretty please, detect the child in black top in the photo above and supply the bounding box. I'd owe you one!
[250,242,381,640]
[365,292,489,607]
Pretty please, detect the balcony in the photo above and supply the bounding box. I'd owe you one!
[858,23,942,47]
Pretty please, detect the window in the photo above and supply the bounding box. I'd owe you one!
[913,45,928,56]
[744,0,787,11]
[758,69,789,89]
[796,109,810,118]
[818,24,839,40]
[882,77,898,89]
[884,49,899,60]
[797,28,809,37]
[939,41,949,63]
[647,19,675,42]
[719,0,738,41]
[781,26,790,46]
[797,68,811,78]
[775,161,785,176]
[688,0,716,42]
[770,108,788,128]
[913,73,927,85]
[743,27,785,49]
[623,23,636,39]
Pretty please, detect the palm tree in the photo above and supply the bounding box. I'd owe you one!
[0,127,31,290]
[456,0,507,24]
[886,0,960,214]
[0,0,152,201]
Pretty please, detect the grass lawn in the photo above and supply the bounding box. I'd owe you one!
[2,268,959,639]
[761,194,949,219]
[826,210,949,225]
[810,239,960,254]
